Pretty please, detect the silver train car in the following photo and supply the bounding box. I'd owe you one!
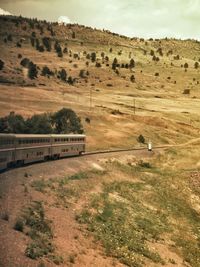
[0,134,86,171]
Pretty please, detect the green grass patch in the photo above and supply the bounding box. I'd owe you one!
[77,182,167,266]
[77,161,200,267]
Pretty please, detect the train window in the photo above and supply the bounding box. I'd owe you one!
[0,158,7,162]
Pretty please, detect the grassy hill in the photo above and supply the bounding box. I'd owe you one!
[0,15,200,150]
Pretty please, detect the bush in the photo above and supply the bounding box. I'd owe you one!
[72,31,76,39]
[79,69,86,78]
[85,117,90,123]
[7,34,13,41]
[16,42,21,47]
[112,58,118,70]
[20,58,30,68]
[28,62,38,79]
[183,89,190,95]
[1,212,9,221]
[95,62,101,68]
[137,160,152,168]
[41,66,53,77]
[0,59,4,70]
[91,52,96,62]
[194,62,199,69]
[130,75,135,82]
[137,134,145,144]
[14,218,24,232]
[129,58,135,69]
[59,69,67,82]
[68,76,75,85]
[42,37,51,51]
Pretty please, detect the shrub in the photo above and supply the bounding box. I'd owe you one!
[183,89,190,95]
[41,66,53,77]
[59,69,67,82]
[137,134,145,144]
[137,160,152,168]
[95,62,101,67]
[0,59,4,70]
[38,45,45,52]
[55,41,63,57]
[85,117,90,123]
[68,76,75,85]
[14,218,24,232]
[28,62,38,79]
[7,34,13,41]
[72,31,76,38]
[1,212,9,221]
[42,37,51,51]
[112,58,118,70]
[16,42,21,47]
[130,75,135,82]
[194,62,199,69]
[79,69,86,78]
[20,58,30,68]
[129,58,135,69]
[91,52,96,62]
[63,47,68,54]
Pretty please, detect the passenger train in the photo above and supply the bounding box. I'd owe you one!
[0,134,86,171]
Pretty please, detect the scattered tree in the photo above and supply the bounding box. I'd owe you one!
[112,58,118,70]
[130,75,135,82]
[28,62,38,79]
[42,37,51,51]
[194,62,199,69]
[129,58,135,69]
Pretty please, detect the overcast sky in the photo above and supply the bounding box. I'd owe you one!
[0,0,200,40]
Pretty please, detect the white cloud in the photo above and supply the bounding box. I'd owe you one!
[58,15,70,25]
[0,7,12,15]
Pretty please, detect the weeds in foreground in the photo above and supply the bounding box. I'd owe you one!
[17,201,63,264]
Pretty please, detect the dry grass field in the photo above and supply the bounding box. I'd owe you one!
[0,15,200,267]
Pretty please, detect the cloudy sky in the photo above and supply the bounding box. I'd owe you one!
[1,0,200,40]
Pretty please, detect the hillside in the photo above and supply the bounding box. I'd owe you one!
[0,15,200,150]
[0,15,200,267]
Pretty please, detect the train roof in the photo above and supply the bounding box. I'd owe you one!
[0,133,86,138]
[0,133,16,138]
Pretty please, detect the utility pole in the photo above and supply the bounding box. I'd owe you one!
[133,98,136,115]
[90,87,92,111]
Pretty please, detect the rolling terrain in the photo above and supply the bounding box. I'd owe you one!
[0,15,200,267]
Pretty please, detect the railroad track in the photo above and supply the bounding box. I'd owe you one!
[83,145,171,156]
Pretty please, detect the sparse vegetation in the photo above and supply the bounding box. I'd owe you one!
[137,134,145,144]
